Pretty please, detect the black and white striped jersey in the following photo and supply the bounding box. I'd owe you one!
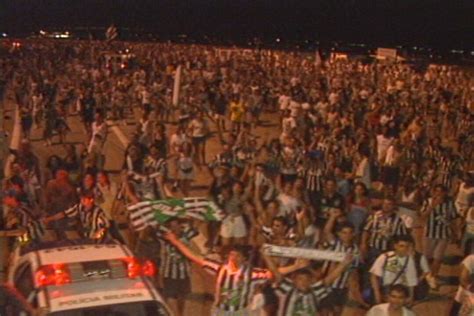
[10,204,45,241]
[322,239,359,289]
[63,204,110,238]
[363,211,408,251]
[159,227,198,280]
[202,259,271,312]
[275,278,330,316]
[144,155,167,178]
[420,198,458,239]
[303,166,324,193]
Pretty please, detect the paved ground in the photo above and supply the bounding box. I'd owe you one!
[1,88,462,315]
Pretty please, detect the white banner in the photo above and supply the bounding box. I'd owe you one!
[262,244,347,262]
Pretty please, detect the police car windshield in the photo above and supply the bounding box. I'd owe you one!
[49,301,170,316]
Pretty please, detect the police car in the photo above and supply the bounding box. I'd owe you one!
[7,241,172,315]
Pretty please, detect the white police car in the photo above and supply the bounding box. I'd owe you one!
[7,241,172,315]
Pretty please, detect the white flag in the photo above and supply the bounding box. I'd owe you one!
[106,24,118,41]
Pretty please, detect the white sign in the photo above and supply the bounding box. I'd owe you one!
[376,48,397,60]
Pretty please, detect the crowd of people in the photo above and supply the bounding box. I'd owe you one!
[0,39,473,316]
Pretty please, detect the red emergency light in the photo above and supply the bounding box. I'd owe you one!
[122,257,157,278]
[36,264,71,287]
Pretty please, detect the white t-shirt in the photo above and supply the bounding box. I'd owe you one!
[289,101,301,117]
[376,134,393,161]
[355,157,371,189]
[465,207,474,235]
[370,251,430,287]
[282,117,296,134]
[329,92,339,105]
[32,95,43,112]
[455,255,474,303]
[170,133,187,153]
[456,182,474,211]
[278,94,291,111]
[139,89,151,104]
[366,303,416,316]
[277,193,300,217]
[189,119,207,137]
[140,119,153,135]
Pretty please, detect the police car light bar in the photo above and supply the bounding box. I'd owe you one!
[35,257,157,287]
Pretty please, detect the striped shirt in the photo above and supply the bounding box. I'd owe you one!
[275,278,330,316]
[424,145,444,162]
[438,156,459,189]
[363,211,408,251]
[202,259,271,312]
[208,151,234,169]
[144,155,167,178]
[159,227,198,280]
[421,198,458,239]
[9,204,45,241]
[403,146,421,164]
[63,204,110,239]
[322,239,359,289]
[304,166,324,192]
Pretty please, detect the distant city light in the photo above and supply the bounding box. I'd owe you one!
[1,33,7,37]
[276,38,280,42]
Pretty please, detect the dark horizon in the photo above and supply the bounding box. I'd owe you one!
[1,0,473,49]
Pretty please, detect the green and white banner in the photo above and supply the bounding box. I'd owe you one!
[128,197,225,231]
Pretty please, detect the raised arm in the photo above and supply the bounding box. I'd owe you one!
[460,265,472,290]
[254,182,265,214]
[322,255,354,286]
[43,210,66,224]
[164,231,206,266]
[323,208,341,242]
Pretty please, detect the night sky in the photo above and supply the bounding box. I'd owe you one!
[1,0,473,49]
